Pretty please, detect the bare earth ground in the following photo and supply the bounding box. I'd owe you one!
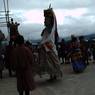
[0,62,95,95]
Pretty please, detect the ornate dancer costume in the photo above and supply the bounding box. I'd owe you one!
[39,7,62,79]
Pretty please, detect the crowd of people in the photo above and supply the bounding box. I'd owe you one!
[58,35,95,65]
[0,7,95,95]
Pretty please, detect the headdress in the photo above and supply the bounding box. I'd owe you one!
[42,5,59,45]
[44,8,53,18]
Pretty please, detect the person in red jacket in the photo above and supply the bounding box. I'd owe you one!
[11,35,36,95]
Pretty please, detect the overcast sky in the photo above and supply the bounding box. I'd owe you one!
[0,0,95,40]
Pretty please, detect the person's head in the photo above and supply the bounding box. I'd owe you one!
[44,8,54,28]
[79,36,84,41]
[15,35,24,45]
[11,18,14,24]
[15,22,17,25]
[11,18,13,22]
[25,40,32,46]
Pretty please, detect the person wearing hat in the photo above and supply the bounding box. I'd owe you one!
[7,18,20,45]
[39,7,62,80]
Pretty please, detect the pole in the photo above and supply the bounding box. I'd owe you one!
[3,0,10,42]
[6,0,10,34]
[7,0,9,23]
[3,0,7,23]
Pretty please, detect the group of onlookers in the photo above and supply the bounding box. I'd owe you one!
[58,35,95,72]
